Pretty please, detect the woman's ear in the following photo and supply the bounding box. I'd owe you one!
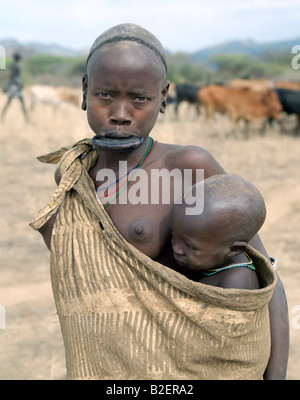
[81,73,88,111]
[160,80,170,114]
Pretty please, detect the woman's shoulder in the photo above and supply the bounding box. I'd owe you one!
[157,142,225,177]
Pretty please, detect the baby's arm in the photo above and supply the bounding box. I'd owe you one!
[218,266,260,290]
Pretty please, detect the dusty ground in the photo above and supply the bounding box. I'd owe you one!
[0,94,299,380]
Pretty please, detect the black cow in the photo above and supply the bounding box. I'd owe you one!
[275,88,300,136]
[171,83,201,116]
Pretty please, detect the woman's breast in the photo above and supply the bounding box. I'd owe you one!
[107,204,171,260]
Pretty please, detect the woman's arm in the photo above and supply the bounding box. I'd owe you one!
[264,273,289,379]
[38,167,61,251]
[249,234,289,380]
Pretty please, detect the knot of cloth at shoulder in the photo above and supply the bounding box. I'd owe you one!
[59,138,98,177]
[29,139,99,231]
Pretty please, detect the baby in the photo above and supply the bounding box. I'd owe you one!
[170,173,266,289]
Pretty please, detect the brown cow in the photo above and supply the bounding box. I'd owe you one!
[274,81,300,91]
[198,84,282,136]
[228,78,273,93]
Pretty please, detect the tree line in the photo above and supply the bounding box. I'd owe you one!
[1,50,298,89]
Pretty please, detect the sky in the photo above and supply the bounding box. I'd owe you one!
[1,0,300,53]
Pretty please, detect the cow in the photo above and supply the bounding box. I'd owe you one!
[274,88,300,136]
[228,78,273,93]
[170,83,201,116]
[198,84,282,136]
[28,85,80,110]
[274,81,300,92]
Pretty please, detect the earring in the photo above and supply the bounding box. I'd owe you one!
[81,95,87,111]
[160,100,166,113]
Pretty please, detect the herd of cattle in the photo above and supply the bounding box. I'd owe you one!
[24,78,300,136]
[168,79,300,136]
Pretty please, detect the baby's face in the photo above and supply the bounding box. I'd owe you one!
[83,42,168,151]
[170,205,229,272]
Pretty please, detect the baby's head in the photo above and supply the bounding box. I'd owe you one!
[171,174,266,272]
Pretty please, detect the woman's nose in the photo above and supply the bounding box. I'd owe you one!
[109,100,132,125]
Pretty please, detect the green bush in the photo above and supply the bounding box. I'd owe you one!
[21,54,86,87]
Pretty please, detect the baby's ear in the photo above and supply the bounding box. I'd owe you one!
[227,241,247,258]
[81,73,88,111]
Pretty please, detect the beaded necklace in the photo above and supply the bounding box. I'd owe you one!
[96,137,157,209]
[201,252,255,276]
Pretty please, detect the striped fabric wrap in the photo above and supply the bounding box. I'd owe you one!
[30,139,277,380]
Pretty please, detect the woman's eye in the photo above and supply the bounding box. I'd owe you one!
[97,92,110,98]
[185,242,193,249]
[135,96,150,102]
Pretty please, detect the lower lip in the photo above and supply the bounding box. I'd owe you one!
[91,134,144,151]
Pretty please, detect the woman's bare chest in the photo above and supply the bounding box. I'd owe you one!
[106,203,172,259]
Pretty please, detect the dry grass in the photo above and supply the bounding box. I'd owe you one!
[0,94,299,379]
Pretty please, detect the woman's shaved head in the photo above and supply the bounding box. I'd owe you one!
[86,23,167,74]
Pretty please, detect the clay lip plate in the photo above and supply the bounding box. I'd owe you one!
[91,133,144,151]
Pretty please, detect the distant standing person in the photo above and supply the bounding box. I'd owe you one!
[1,52,29,122]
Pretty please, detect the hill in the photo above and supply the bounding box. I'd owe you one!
[191,36,300,62]
[0,38,87,58]
[1,36,299,61]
